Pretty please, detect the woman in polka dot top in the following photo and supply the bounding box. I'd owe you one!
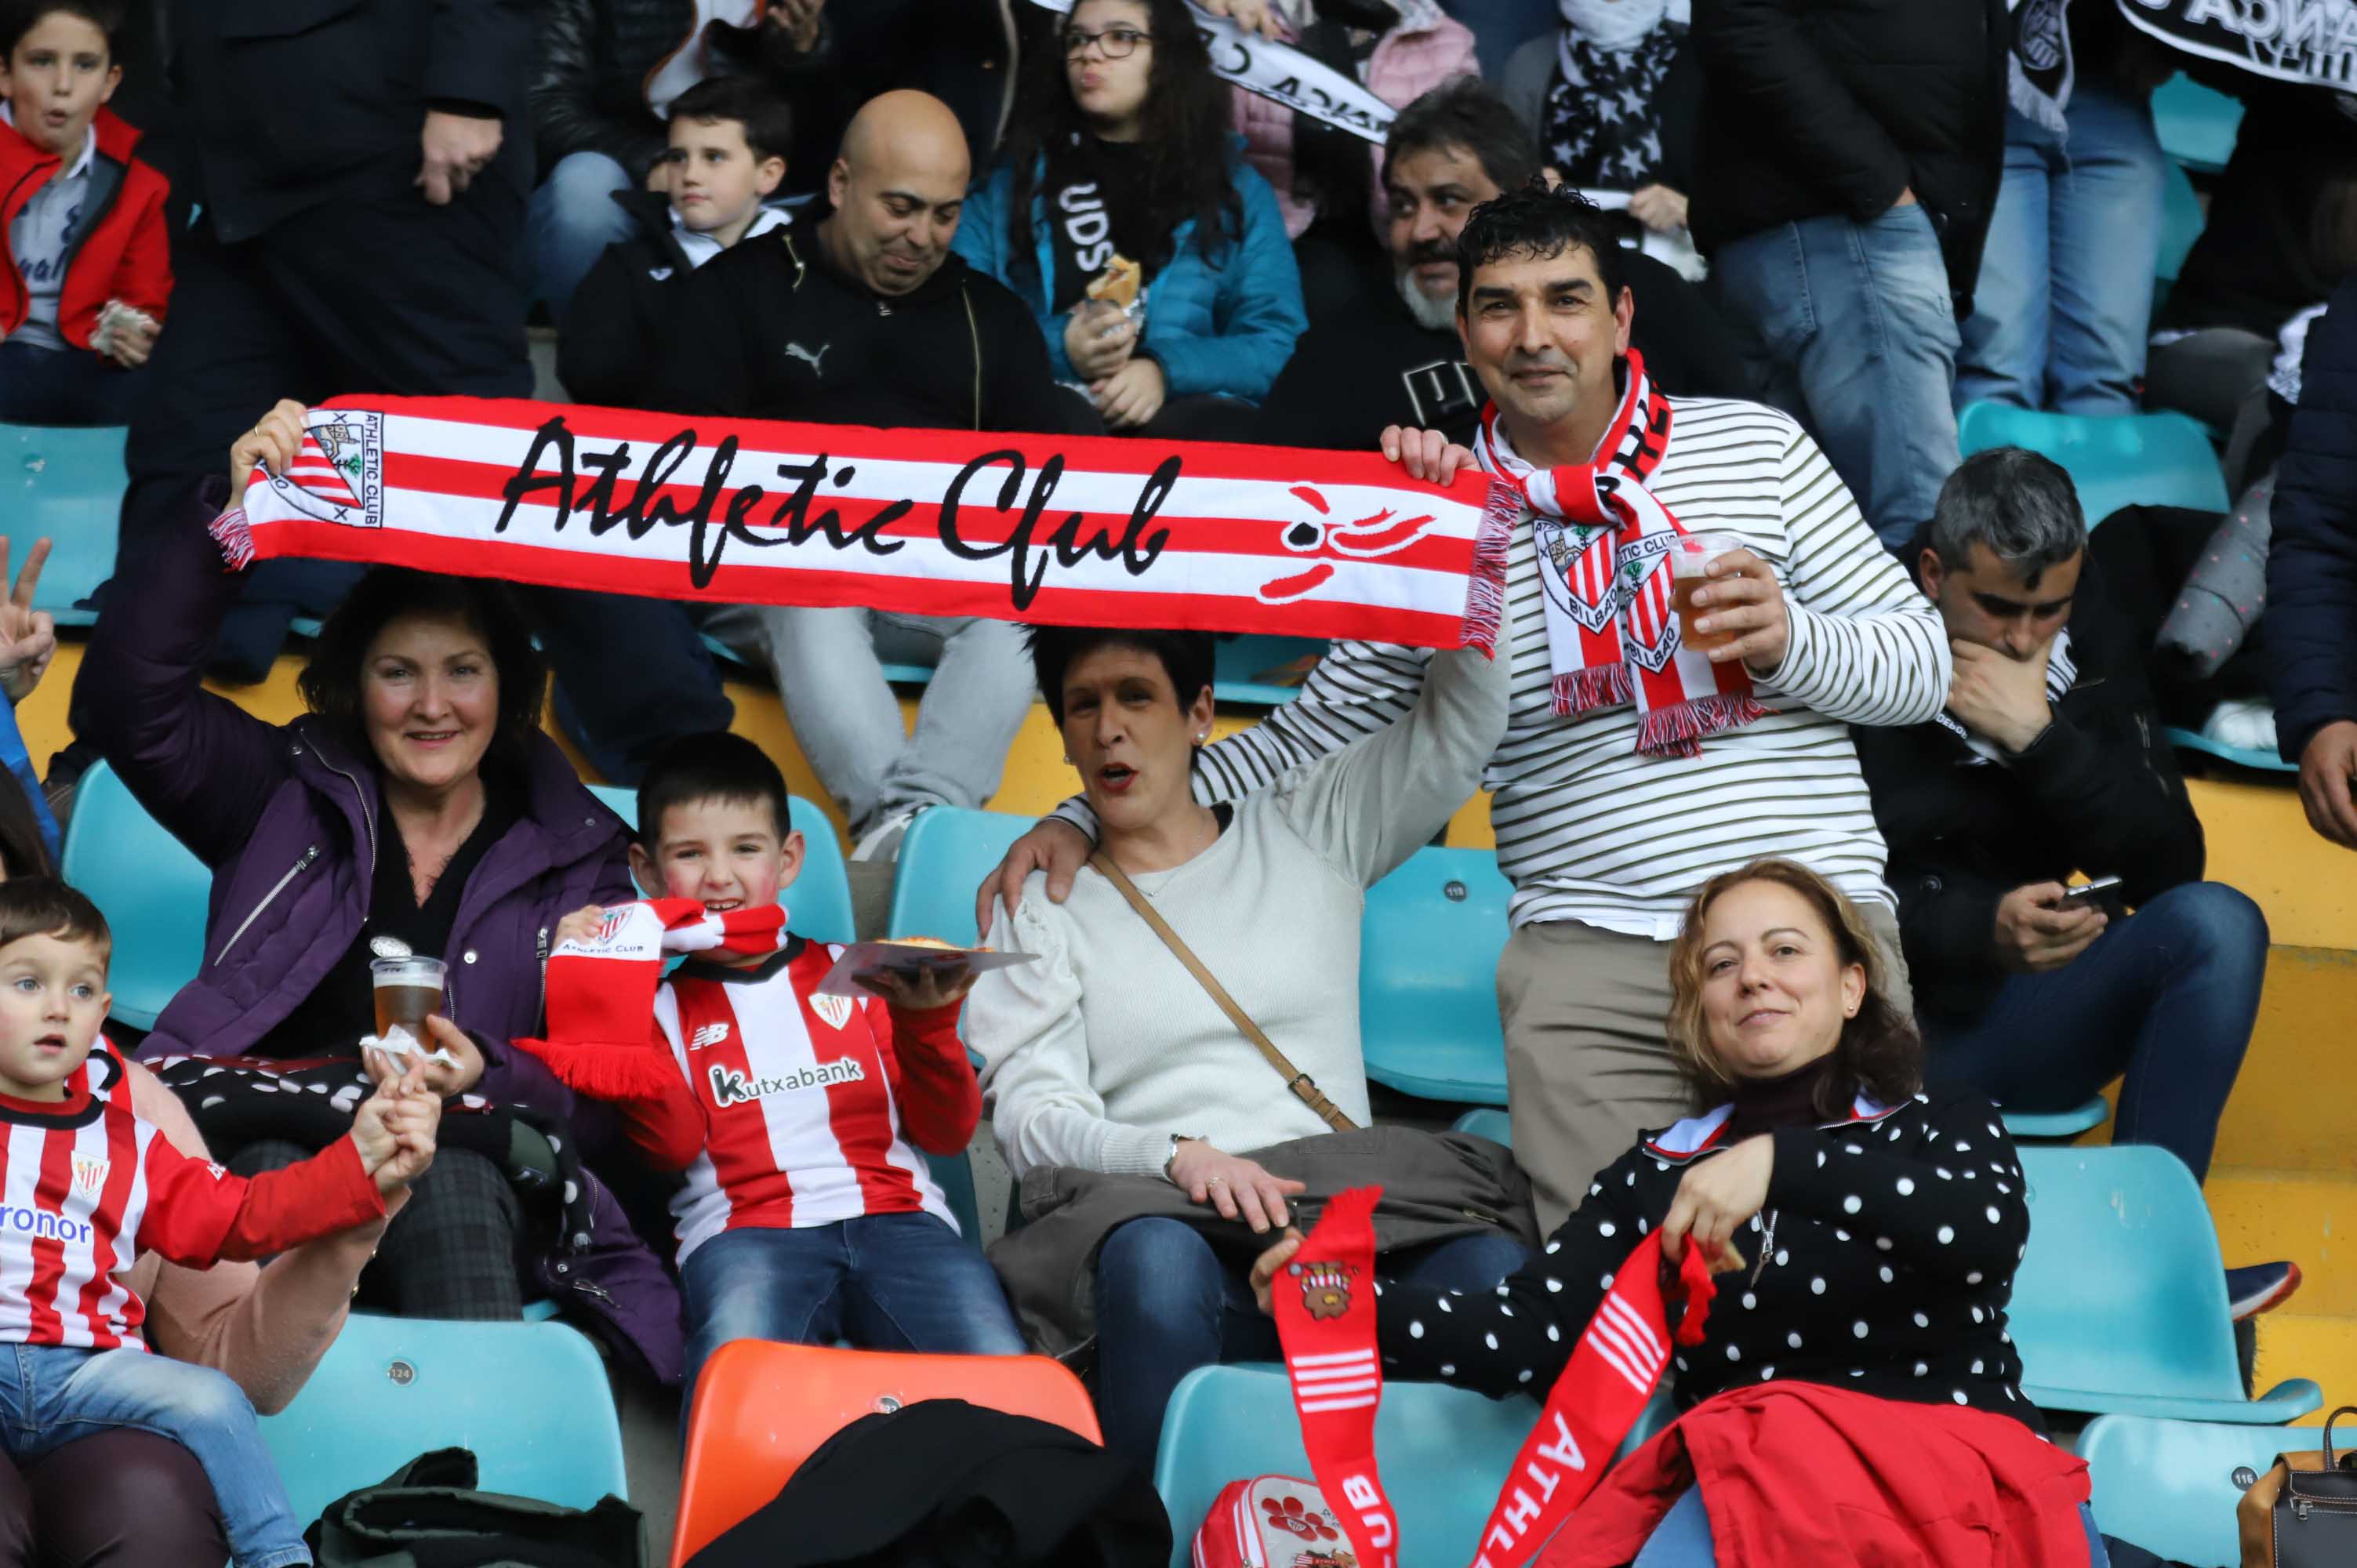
[1255,858,2105,1563]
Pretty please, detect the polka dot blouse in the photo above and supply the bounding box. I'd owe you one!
[1375,1092,2043,1429]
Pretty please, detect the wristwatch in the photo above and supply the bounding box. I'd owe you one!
[1163,1133,1208,1183]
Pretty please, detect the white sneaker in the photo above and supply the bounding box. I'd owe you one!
[852,808,922,863]
[2201,697,2278,754]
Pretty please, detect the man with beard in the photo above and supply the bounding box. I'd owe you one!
[1257,78,1748,452]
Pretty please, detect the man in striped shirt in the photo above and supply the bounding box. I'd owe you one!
[983,186,1949,1226]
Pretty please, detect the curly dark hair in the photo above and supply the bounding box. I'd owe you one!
[296,569,547,764]
[1454,177,1627,318]
[997,0,1239,277]
[1665,858,1923,1117]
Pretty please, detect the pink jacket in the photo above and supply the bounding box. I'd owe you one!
[1228,0,1478,241]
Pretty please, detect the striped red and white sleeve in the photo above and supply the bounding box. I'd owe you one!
[134,1136,384,1268]
[873,1000,980,1158]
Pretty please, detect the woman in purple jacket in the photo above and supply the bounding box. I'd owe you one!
[72,401,681,1378]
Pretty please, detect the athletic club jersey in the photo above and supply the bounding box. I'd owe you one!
[634,940,978,1262]
[0,1048,383,1351]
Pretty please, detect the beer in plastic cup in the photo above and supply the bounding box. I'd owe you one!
[1668,532,1746,654]
[371,956,446,1040]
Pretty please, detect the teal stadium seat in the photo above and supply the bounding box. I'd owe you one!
[2155,160,2205,288]
[1361,847,1513,1105]
[2,423,124,627]
[1211,633,1324,707]
[259,1315,628,1530]
[1956,404,2228,527]
[2163,724,2297,775]
[2082,1414,2346,1566]
[584,783,855,946]
[1153,1363,1535,1568]
[2151,73,2243,174]
[2013,1146,2320,1424]
[884,806,1034,948]
[1450,1107,1511,1145]
[1461,1098,2108,1147]
[58,760,209,1030]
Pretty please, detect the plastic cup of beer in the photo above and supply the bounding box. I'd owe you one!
[370,956,446,1040]
[1669,532,1746,654]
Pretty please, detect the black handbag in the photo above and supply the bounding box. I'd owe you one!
[307,1446,645,1568]
[2238,1405,2357,1567]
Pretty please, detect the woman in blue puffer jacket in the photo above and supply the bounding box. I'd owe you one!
[953,0,1306,439]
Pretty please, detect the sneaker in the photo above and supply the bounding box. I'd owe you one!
[851,808,922,864]
[2226,1261,2303,1321]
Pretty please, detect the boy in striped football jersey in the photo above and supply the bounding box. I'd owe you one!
[0,878,438,1568]
[550,734,1024,1428]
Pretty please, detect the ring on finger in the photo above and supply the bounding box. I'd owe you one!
[1206,1175,1226,1187]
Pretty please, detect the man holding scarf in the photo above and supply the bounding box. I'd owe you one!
[982,183,1950,1227]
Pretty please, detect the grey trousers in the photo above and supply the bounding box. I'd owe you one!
[703,605,1035,837]
[1498,907,1915,1230]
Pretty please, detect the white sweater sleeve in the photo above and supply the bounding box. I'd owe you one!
[968,887,1170,1181]
[1752,421,1952,728]
[1269,641,1509,888]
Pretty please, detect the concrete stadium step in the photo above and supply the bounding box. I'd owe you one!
[2250,1310,2357,1425]
[2213,948,2357,1174]
[2206,1169,2357,1318]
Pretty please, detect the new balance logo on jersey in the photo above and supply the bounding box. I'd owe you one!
[707,1058,865,1108]
[688,1022,732,1051]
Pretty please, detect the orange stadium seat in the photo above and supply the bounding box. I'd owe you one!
[670,1340,1102,1564]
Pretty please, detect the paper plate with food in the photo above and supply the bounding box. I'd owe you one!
[815,937,1038,999]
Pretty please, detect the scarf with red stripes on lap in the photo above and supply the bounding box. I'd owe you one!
[1471,350,1767,757]
[1272,1188,1716,1568]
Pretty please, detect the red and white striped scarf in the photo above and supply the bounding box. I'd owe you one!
[1471,353,1766,757]
[216,396,1508,654]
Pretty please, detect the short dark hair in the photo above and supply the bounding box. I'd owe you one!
[1026,626,1215,728]
[635,731,791,848]
[296,569,547,764]
[0,878,111,966]
[1928,446,2086,584]
[669,74,794,165]
[1382,77,1539,199]
[2,0,125,59]
[1455,178,1626,318]
[0,768,53,883]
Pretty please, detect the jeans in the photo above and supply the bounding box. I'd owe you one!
[529,590,735,788]
[705,606,1036,837]
[1923,882,2268,1183]
[1956,85,2168,416]
[527,151,637,321]
[677,1214,1026,1419]
[0,341,144,426]
[1713,206,1963,549]
[0,1344,304,1568]
[1629,1483,2111,1566]
[1092,1217,1532,1469]
[1436,0,1558,79]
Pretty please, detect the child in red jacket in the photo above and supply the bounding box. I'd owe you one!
[534,734,1027,1432]
[0,1,171,425]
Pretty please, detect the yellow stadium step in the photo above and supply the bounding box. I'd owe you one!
[2206,1170,2357,1319]
[2214,948,2357,1174]
[2251,1310,2357,1426]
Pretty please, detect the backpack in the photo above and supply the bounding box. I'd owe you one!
[1193,1476,1360,1568]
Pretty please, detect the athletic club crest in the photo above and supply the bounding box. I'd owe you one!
[69,1155,108,1196]
[808,993,854,1031]
[267,412,386,529]
[1292,1258,1358,1320]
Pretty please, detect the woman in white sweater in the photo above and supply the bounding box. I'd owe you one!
[967,625,1521,1465]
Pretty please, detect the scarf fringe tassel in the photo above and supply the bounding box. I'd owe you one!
[1461,481,1520,657]
[1552,663,1636,717]
[511,1036,680,1102]
[1638,692,1770,760]
[209,507,256,571]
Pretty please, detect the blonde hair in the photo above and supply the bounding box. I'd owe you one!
[1663,858,1921,1116]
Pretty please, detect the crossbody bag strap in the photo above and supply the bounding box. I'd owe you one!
[1089,850,1359,1134]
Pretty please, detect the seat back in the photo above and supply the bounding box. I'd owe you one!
[584,784,855,946]
[884,807,1033,946]
[2080,1414,2339,1567]
[0,423,124,626]
[1359,846,1513,1105]
[2155,160,2206,285]
[2011,1146,2246,1413]
[259,1315,628,1531]
[673,1340,1101,1563]
[57,760,210,1029]
[1153,1363,1534,1568]
[2152,71,2243,173]
[1956,405,2228,526]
